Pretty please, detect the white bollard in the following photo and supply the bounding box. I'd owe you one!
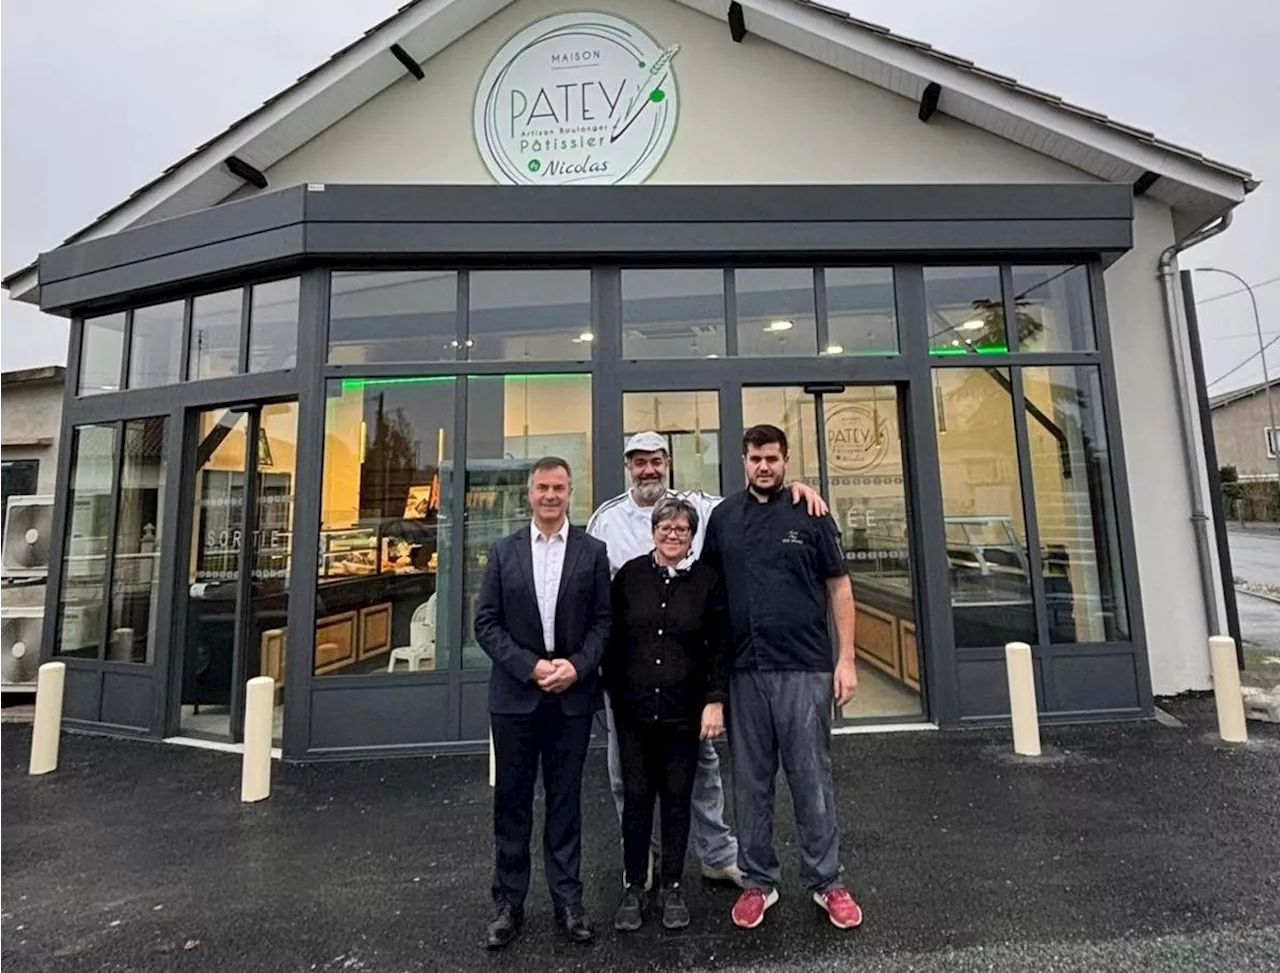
[29,661,66,776]
[241,676,275,803]
[1004,642,1042,757]
[489,728,496,788]
[1209,636,1248,743]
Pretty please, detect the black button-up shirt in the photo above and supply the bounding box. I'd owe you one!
[604,555,730,731]
[702,487,846,672]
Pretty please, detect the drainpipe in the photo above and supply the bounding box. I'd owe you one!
[1157,210,1234,639]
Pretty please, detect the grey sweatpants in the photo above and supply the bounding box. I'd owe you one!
[727,669,843,893]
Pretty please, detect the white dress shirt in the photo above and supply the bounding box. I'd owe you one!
[530,518,570,654]
[586,489,722,576]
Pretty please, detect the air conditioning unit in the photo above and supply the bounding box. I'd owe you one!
[1,607,43,685]
[3,494,55,577]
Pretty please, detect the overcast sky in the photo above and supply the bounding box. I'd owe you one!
[2,0,1276,392]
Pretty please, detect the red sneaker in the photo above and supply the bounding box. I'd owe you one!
[730,887,779,929]
[813,887,863,929]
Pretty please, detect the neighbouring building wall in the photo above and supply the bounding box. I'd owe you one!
[261,0,1094,189]
[1,375,63,619]
[1103,196,1223,695]
[1212,393,1280,480]
[1,376,63,495]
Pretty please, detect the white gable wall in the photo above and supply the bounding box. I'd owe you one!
[262,0,1215,697]
[262,0,1092,187]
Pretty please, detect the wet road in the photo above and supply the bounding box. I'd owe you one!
[1228,528,1280,585]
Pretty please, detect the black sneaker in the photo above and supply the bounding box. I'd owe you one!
[660,884,690,930]
[614,885,644,932]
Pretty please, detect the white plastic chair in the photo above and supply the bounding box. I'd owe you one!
[386,593,437,672]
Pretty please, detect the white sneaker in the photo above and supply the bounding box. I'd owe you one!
[701,861,746,887]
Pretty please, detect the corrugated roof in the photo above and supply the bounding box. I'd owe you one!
[2,0,1258,290]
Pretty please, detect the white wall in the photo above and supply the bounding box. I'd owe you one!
[1104,197,1220,694]
[262,0,1212,695]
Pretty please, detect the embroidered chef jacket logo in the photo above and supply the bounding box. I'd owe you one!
[781,530,805,546]
[474,12,681,185]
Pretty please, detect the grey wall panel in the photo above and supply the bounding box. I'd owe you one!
[303,184,1133,225]
[63,667,101,722]
[99,671,154,730]
[459,680,491,742]
[304,220,1131,261]
[38,184,1134,315]
[309,683,452,749]
[956,657,1014,719]
[40,227,307,314]
[1049,652,1141,713]
[39,188,306,283]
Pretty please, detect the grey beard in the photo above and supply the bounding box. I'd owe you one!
[632,479,667,505]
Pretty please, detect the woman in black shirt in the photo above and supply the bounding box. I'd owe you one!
[604,496,731,932]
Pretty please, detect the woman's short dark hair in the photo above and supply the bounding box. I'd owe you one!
[742,423,789,457]
[651,496,699,536]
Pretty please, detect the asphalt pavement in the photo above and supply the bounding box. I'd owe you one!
[3,696,1278,973]
[1227,530,1280,692]
[1228,528,1280,588]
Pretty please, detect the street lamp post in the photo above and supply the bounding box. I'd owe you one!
[1195,267,1280,489]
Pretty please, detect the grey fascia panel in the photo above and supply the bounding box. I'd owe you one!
[40,226,307,313]
[301,183,1133,224]
[303,219,1131,259]
[38,187,307,284]
[36,183,1134,315]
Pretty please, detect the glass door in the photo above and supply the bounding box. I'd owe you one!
[742,384,924,723]
[178,401,298,742]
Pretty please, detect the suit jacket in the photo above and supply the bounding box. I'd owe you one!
[473,524,612,716]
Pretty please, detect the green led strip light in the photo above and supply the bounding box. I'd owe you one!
[928,344,1009,357]
[339,374,586,392]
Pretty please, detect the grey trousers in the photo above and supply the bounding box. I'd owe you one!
[727,669,843,894]
[604,694,739,869]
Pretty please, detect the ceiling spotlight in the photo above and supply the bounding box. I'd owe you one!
[824,344,844,355]
[573,331,594,343]
[766,319,794,332]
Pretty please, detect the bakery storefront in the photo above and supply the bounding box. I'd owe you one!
[10,1,1253,760]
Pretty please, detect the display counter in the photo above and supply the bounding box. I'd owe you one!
[850,574,920,691]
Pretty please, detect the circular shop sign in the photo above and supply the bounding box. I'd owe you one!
[474,12,680,185]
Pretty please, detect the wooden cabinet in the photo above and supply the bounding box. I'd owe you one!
[852,579,922,696]
[310,602,393,674]
[901,620,920,690]
[314,611,358,674]
[856,603,901,679]
[357,604,391,661]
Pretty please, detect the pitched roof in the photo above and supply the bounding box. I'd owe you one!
[2,0,1257,296]
[1210,378,1280,410]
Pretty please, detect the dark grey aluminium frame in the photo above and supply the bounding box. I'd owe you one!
[35,183,1148,761]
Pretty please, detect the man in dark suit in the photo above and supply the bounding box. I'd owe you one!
[473,456,611,949]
